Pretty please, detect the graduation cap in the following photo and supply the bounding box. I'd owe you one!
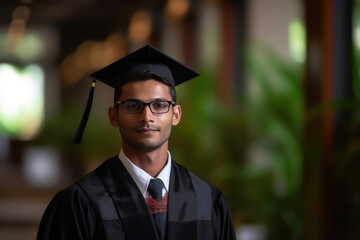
[73,45,199,144]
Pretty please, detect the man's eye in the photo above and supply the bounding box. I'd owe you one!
[126,102,140,109]
[152,102,167,109]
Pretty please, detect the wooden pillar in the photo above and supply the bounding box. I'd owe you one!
[303,0,334,239]
[219,0,246,104]
[219,1,235,104]
[181,1,199,68]
[303,0,353,239]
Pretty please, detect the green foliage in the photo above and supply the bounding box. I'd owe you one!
[170,43,304,239]
[242,43,304,239]
[33,104,120,164]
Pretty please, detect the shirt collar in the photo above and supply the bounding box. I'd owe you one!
[118,149,171,197]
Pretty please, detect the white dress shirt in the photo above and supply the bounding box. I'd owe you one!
[118,149,171,198]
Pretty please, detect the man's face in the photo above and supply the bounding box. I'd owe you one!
[108,79,181,152]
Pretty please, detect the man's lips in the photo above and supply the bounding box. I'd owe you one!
[135,127,160,133]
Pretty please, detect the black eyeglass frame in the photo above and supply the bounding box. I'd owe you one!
[114,99,175,114]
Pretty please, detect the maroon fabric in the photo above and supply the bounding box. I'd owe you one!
[146,192,168,214]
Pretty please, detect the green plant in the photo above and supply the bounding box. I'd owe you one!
[170,43,304,239]
[241,43,304,239]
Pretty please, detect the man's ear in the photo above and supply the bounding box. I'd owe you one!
[108,106,119,127]
[172,104,182,126]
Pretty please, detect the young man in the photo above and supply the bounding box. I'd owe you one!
[37,45,236,240]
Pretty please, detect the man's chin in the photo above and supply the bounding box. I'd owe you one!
[126,140,167,152]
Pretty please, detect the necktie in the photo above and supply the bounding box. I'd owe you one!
[147,178,167,240]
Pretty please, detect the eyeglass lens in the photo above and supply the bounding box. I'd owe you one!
[122,100,171,114]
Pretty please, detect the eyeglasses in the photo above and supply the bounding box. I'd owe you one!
[115,100,175,114]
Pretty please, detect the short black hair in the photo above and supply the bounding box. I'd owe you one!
[113,72,177,104]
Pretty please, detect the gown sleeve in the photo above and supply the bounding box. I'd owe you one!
[37,185,97,240]
[212,193,236,240]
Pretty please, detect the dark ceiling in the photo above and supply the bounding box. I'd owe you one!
[1,0,164,26]
[1,0,165,60]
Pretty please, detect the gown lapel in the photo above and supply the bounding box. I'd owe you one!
[167,162,197,240]
[95,157,159,240]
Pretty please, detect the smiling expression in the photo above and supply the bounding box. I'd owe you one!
[108,79,181,152]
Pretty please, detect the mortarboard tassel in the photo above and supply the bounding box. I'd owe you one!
[73,78,96,144]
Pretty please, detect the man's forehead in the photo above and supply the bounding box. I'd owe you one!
[120,79,172,97]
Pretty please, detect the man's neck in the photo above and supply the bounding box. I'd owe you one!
[122,144,169,177]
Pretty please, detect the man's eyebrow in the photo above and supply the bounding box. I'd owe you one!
[120,98,171,102]
[152,98,171,101]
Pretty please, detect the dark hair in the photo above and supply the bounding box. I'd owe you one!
[114,72,177,104]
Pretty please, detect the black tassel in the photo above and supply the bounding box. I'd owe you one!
[73,78,96,144]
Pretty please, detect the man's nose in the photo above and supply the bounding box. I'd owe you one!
[140,104,154,122]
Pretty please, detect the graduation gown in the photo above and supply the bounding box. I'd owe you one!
[37,156,236,240]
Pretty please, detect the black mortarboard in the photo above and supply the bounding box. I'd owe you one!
[73,45,199,144]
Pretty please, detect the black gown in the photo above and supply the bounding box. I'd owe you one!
[37,156,236,240]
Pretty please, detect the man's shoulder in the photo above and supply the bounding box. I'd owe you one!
[59,156,118,195]
[172,161,222,197]
[61,157,120,219]
[171,161,229,222]
[75,155,119,187]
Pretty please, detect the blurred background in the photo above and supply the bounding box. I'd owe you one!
[0,0,359,239]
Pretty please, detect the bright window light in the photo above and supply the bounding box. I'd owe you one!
[289,18,306,63]
[0,63,44,140]
[355,26,360,49]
